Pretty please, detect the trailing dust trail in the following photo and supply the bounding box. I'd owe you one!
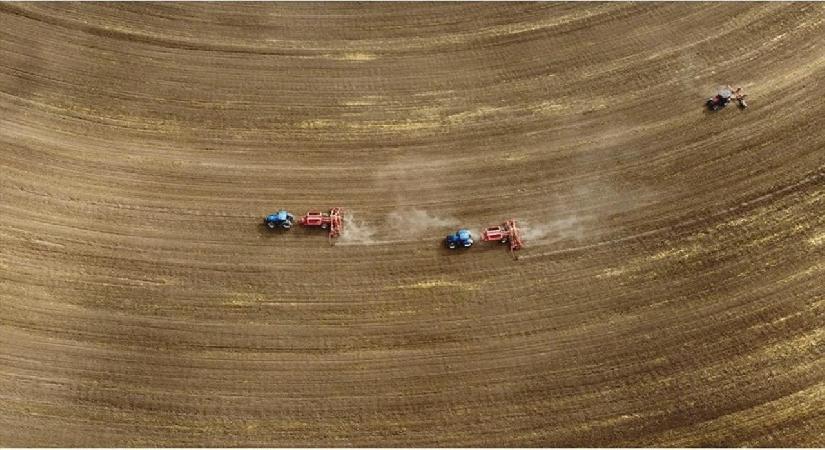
[387,207,459,237]
[338,211,378,245]
[520,216,586,245]
[339,209,459,245]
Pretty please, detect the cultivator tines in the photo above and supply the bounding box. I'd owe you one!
[481,218,524,259]
[328,207,344,241]
[504,219,524,258]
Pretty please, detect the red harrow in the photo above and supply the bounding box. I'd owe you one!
[481,219,524,258]
[299,207,344,243]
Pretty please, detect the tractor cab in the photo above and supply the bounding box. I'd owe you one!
[718,87,733,100]
[445,229,474,249]
[264,210,294,229]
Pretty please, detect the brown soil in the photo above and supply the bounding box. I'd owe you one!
[1,2,823,446]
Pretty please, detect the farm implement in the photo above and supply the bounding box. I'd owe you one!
[481,219,524,259]
[299,207,344,243]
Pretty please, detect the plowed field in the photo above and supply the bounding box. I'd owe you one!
[1,2,824,446]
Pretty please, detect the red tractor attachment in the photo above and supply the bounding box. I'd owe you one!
[299,207,344,242]
[481,219,524,258]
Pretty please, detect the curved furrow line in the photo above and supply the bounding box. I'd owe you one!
[1,2,823,446]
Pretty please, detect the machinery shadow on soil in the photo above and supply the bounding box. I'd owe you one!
[256,222,299,240]
[256,221,336,245]
[436,241,513,259]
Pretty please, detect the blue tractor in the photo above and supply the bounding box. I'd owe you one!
[445,229,474,249]
[263,210,295,230]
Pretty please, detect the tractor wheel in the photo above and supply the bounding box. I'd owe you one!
[448,242,456,249]
[282,222,292,230]
[266,221,276,229]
